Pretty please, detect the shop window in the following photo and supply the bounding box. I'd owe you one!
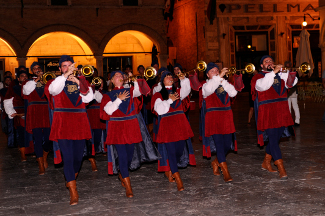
[123,0,138,6]
[38,58,61,75]
[236,34,267,52]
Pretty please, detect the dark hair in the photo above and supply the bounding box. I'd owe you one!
[160,82,176,100]
[125,65,132,70]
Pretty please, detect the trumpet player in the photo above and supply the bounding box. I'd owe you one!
[3,67,29,161]
[200,63,237,183]
[46,55,93,205]
[251,55,297,180]
[151,70,194,191]
[22,62,51,175]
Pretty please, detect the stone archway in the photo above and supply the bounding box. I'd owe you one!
[21,24,98,57]
[0,28,21,56]
[98,23,168,66]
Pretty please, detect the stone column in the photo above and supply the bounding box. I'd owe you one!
[158,54,168,68]
[16,57,27,67]
[276,16,287,64]
[94,56,104,77]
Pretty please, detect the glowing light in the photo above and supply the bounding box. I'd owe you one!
[302,21,307,26]
[247,45,251,49]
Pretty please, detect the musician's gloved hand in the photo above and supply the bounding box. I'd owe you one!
[79,75,90,95]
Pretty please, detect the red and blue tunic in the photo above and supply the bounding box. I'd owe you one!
[100,86,142,145]
[199,80,237,158]
[22,81,50,133]
[251,71,294,146]
[48,80,92,142]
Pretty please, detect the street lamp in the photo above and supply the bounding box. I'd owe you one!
[302,15,307,27]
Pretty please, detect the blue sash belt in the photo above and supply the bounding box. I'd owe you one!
[258,97,287,106]
[54,108,86,113]
[161,110,183,118]
[206,106,231,112]
[87,105,100,110]
[110,115,136,121]
[14,106,24,109]
[29,101,48,106]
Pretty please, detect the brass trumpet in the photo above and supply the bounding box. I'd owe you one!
[73,65,94,77]
[91,77,102,86]
[42,72,56,84]
[177,60,207,77]
[279,62,311,74]
[119,75,138,83]
[228,63,255,75]
[144,67,157,80]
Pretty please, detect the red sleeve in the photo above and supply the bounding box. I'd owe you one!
[199,81,206,109]
[4,81,17,100]
[134,96,143,114]
[250,74,264,101]
[100,94,111,121]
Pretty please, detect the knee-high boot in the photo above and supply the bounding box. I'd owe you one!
[19,147,27,162]
[36,157,45,175]
[211,157,221,176]
[88,158,98,172]
[172,172,184,191]
[274,159,288,180]
[165,171,175,182]
[219,162,233,183]
[43,151,49,169]
[121,177,133,198]
[66,180,79,205]
[261,153,277,172]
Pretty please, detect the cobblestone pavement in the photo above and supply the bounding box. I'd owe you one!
[0,93,325,216]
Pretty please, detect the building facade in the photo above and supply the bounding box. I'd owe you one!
[0,0,167,79]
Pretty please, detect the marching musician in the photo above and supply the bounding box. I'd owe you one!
[4,67,28,161]
[151,70,194,191]
[22,62,51,175]
[46,55,93,205]
[200,63,237,183]
[251,55,297,180]
[100,70,144,198]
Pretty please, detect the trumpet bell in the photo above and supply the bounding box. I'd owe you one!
[81,65,94,77]
[245,63,255,74]
[300,62,311,74]
[42,72,56,84]
[197,61,207,71]
[91,77,102,86]
[144,67,157,80]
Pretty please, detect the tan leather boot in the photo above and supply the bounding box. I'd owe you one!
[43,151,49,169]
[121,177,133,198]
[274,159,288,180]
[261,153,277,173]
[66,180,79,205]
[172,172,184,191]
[37,157,45,175]
[88,158,98,172]
[219,162,233,183]
[211,157,221,176]
[165,171,175,182]
[20,147,27,162]
[118,173,125,188]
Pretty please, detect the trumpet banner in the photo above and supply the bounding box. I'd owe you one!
[233,74,244,92]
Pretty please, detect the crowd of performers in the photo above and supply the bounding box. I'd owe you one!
[0,54,298,205]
